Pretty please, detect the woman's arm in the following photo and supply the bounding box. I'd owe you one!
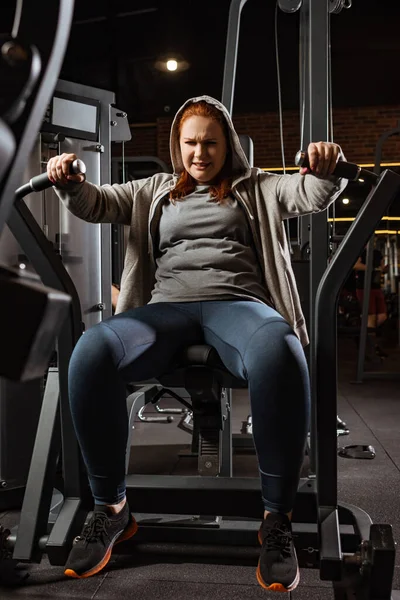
[48,153,146,225]
[273,142,348,219]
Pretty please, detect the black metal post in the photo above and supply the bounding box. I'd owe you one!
[13,370,61,562]
[7,199,85,559]
[301,0,331,479]
[298,0,311,257]
[315,169,400,574]
[221,0,249,114]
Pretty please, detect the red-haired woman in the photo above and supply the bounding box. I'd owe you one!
[48,96,346,591]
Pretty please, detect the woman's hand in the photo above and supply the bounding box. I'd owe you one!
[47,153,85,187]
[299,142,342,178]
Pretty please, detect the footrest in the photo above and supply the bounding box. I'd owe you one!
[338,444,376,459]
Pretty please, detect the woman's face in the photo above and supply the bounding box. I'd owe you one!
[179,115,228,184]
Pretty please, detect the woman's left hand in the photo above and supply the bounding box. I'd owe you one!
[299,142,342,178]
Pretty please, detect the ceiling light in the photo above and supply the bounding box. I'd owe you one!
[166,59,178,71]
[342,198,350,205]
[155,54,190,73]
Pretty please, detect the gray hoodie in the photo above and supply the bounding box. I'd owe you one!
[55,95,347,346]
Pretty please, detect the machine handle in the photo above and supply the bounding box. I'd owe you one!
[15,159,87,200]
[30,159,86,192]
[295,150,378,184]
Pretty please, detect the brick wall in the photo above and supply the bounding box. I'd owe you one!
[117,105,400,170]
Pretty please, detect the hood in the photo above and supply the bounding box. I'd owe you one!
[169,95,252,186]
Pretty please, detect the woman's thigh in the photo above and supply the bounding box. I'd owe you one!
[200,300,291,379]
[70,302,204,384]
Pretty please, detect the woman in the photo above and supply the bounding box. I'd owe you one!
[48,95,346,592]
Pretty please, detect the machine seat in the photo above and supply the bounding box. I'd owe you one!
[157,344,248,389]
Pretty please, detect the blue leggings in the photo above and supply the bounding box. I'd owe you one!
[68,300,310,514]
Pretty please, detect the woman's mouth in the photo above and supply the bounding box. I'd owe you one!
[193,163,210,170]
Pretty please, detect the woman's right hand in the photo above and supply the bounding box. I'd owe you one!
[47,153,86,187]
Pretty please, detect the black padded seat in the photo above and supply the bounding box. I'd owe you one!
[157,344,248,389]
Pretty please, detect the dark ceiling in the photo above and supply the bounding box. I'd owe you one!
[4,1,400,122]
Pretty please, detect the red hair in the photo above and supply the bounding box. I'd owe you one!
[170,101,232,204]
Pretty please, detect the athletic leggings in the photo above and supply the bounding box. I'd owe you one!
[68,300,310,514]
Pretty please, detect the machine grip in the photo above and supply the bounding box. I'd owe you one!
[295,150,361,180]
[29,159,86,192]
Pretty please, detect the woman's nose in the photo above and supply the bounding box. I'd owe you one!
[194,144,206,158]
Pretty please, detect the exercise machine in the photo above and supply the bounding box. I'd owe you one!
[0,1,397,598]
[0,79,131,510]
[0,152,398,599]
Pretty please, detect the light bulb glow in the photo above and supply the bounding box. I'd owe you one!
[166,59,178,71]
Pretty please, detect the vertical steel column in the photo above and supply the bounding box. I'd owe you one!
[356,237,375,381]
[298,0,311,256]
[221,0,249,114]
[308,0,330,477]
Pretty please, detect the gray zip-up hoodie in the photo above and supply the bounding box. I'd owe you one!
[55,95,347,346]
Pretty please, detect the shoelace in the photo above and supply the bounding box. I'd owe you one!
[74,512,111,546]
[262,523,293,557]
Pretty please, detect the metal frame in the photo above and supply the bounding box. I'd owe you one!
[315,169,400,580]
[0,0,75,235]
[56,79,115,323]
[1,2,396,596]
[356,125,400,382]
[6,200,85,563]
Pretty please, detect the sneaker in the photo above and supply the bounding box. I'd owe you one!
[256,513,299,592]
[64,502,138,578]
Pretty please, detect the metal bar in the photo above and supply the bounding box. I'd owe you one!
[319,508,342,580]
[298,0,311,255]
[13,370,61,562]
[125,385,160,473]
[46,498,85,566]
[221,0,249,114]
[356,238,375,382]
[309,0,330,487]
[7,200,84,500]
[0,0,75,235]
[125,474,264,518]
[315,170,400,512]
[220,389,233,477]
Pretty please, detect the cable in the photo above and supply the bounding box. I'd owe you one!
[297,6,308,248]
[275,2,286,175]
[327,12,336,241]
[299,15,306,156]
[275,1,293,252]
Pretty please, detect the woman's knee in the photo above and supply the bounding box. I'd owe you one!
[244,319,308,378]
[69,321,125,376]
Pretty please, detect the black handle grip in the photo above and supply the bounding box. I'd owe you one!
[29,159,86,192]
[295,150,361,180]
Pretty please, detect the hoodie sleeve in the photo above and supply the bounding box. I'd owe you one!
[53,178,150,225]
[273,172,348,219]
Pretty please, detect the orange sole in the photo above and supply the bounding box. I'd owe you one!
[257,528,299,592]
[64,517,139,579]
[256,563,300,593]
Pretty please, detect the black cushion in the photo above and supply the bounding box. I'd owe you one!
[158,344,248,389]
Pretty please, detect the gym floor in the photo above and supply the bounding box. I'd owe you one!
[1,336,399,599]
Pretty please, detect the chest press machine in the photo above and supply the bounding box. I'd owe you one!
[0,1,398,598]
